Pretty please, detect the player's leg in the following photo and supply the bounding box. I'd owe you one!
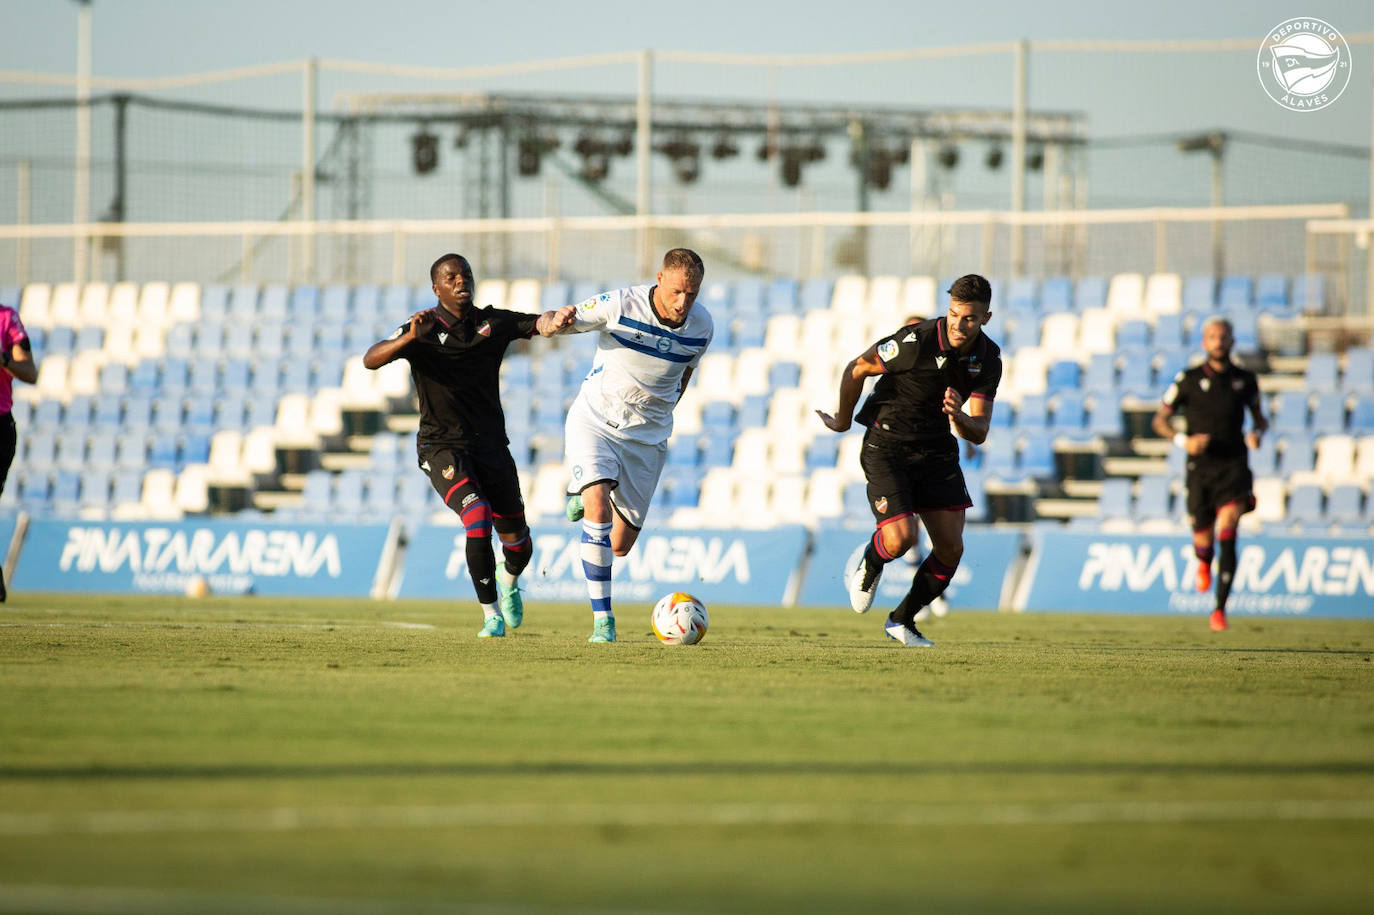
[888,508,964,629]
[0,413,14,602]
[603,437,664,558]
[420,448,503,636]
[481,449,533,629]
[1185,465,1217,595]
[566,412,622,641]
[849,439,918,613]
[1209,465,1255,632]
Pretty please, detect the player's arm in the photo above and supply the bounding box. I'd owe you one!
[946,390,991,445]
[536,305,577,337]
[362,309,434,370]
[815,345,884,433]
[2,338,37,385]
[1152,401,1209,456]
[1245,382,1269,450]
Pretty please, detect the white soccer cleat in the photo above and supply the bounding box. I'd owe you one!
[847,550,881,614]
[884,618,935,647]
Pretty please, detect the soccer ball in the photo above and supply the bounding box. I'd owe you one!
[651,592,709,645]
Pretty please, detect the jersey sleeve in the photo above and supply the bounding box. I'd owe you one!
[570,288,621,333]
[686,312,714,368]
[970,353,1002,401]
[2,309,27,349]
[1161,371,1187,411]
[872,326,920,374]
[493,308,539,340]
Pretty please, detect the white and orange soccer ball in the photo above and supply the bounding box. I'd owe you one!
[651,592,709,645]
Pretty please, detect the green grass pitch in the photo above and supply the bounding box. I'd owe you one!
[2,594,1373,913]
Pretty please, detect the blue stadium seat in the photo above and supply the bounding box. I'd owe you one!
[1304,352,1339,393]
[224,323,255,359]
[1015,395,1049,432]
[1181,275,1217,311]
[188,359,218,395]
[1135,475,1173,521]
[181,432,211,465]
[201,284,231,320]
[221,359,252,393]
[317,324,346,354]
[667,435,700,469]
[1255,274,1289,308]
[363,472,396,513]
[1097,478,1132,519]
[1046,360,1081,391]
[1115,320,1150,349]
[75,326,104,351]
[285,325,315,360]
[1278,433,1316,475]
[54,432,86,471]
[320,283,351,318]
[91,392,123,427]
[1074,276,1108,311]
[800,278,833,312]
[290,285,320,320]
[110,470,143,506]
[539,281,570,311]
[1151,313,1184,349]
[215,394,247,430]
[300,471,333,514]
[1083,353,1117,394]
[64,395,93,427]
[1153,350,1188,389]
[231,283,263,317]
[1006,278,1037,311]
[410,283,434,309]
[1117,349,1154,396]
[45,326,75,356]
[79,470,113,511]
[334,471,366,517]
[50,470,82,515]
[733,279,765,315]
[766,279,799,314]
[1085,393,1123,437]
[1326,482,1366,526]
[1291,274,1326,314]
[768,361,801,389]
[1004,312,1040,351]
[159,358,189,394]
[738,394,769,429]
[194,322,226,358]
[1249,436,1278,476]
[0,285,19,309]
[30,401,61,431]
[1309,393,1346,434]
[280,360,311,393]
[114,433,147,471]
[245,396,278,429]
[1224,310,1259,350]
[1349,399,1374,434]
[1049,390,1086,431]
[805,435,839,470]
[1286,483,1323,525]
[1269,392,1310,435]
[147,433,179,469]
[1039,277,1072,313]
[251,360,282,395]
[701,435,733,468]
[1344,348,1374,393]
[1218,275,1253,308]
[733,314,766,349]
[381,284,411,317]
[1019,433,1056,478]
[700,280,731,313]
[24,326,45,357]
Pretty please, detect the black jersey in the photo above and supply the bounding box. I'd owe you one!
[1161,360,1261,460]
[391,304,538,452]
[854,317,1003,450]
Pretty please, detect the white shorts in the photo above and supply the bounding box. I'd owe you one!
[565,398,668,530]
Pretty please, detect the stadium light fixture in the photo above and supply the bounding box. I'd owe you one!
[937,143,959,169]
[410,125,439,175]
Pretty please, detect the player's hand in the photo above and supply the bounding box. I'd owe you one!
[942,387,965,418]
[1185,433,1210,456]
[407,309,436,340]
[815,409,849,433]
[539,304,576,335]
[1244,430,1262,451]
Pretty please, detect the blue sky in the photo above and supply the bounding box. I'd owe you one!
[4,0,1370,143]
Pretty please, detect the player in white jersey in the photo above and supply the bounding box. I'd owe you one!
[555,248,712,642]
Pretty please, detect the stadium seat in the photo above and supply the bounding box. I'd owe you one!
[1143,273,1182,315]
[1046,360,1081,391]
[1019,433,1056,478]
[1309,393,1346,435]
[1039,277,1073,313]
[1285,482,1323,525]
[1255,274,1289,309]
[1249,435,1279,476]
[1115,320,1150,349]
[1356,436,1374,483]
[1096,478,1132,520]
[1085,393,1123,437]
[1134,474,1174,522]
[1006,278,1037,311]
[1344,348,1374,393]
[1349,399,1374,434]
[1278,433,1316,475]
[1075,277,1108,312]
[1152,313,1185,349]
[1181,275,1216,311]
[1291,274,1326,315]
[1269,391,1310,434]
[1218,275,1252,308]
[1106,273,1144,316]
[1049,389,1086,431]
[1326,482,1367,527]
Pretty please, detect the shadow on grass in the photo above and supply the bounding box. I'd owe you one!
[3,759,1374,781]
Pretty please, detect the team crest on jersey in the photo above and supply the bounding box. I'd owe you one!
[874,496,888,513]
[656,336,672,353]
[442,465,455,480]
[1232,379,1244,391]
[1200,378,1211,392]
[878,340,899,362]
[476,320,491,337]
[968,356,982,377]
[572,465,583,480]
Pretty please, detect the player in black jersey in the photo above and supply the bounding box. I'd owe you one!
[1151,316,1267,632]
[817,275,1003,647]
[363,253,575,638]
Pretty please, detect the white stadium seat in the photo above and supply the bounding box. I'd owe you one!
[901,275,937,320]
[1144,273,1182,315]
[49,283,81,326]
[830,275,868,316]
[167,282,201,324]
[475,279,508,308]
[78,283,111,325]
[1106,273,1145,316]
[506,279,541,311]
[20,283,53,328]
[107,282,140,324]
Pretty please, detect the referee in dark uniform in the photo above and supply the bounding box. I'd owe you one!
[1152,315,1267,632]
[817,275,1003,647]
[364,253,575,637]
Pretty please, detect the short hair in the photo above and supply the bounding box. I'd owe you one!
[1202,315,1233,335]
[947,274,992,306]
[430,252,469,283]
[661,248,704,278]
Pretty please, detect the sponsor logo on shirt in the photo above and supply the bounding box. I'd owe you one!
[438,332,449,345]
[878,340,899,362]
[935,354,947,369]
[1200,378,1211,392]
[460,492,478,508]
[968,356,982,377]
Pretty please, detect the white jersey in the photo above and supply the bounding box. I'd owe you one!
[567,283,713,444]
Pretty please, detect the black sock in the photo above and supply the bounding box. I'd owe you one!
[893,553,957,627]
[466,536,497,604]
[861,531,895,588]
[1216,533,1237,611]
[501,528,533,578]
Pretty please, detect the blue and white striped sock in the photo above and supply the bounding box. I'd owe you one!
[580,519,613,620]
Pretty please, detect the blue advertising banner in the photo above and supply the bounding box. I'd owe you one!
[12,520,394,597]
[398,524,810,606]
[796,526,1023,609]
[1019,530,1374,618]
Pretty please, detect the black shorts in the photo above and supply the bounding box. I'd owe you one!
[417,443,527,530]
[0,413,14,496]
[1185,455,1255,530]
[859,433,972,525]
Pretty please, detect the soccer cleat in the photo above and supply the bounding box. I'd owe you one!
[588,617,617,643]
[847,550,881,614]
[495,563,523,629]
[1196,561,1212,593]
[884,617,935,647]
[477,616,506,638]
[1209,609,1228,632]
[566,493,584,522]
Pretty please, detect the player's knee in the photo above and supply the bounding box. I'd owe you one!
[932,541,964,568]
[879,525,916,558]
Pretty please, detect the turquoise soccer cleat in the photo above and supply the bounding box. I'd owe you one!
[566,493,584,522]
[495,563,523,629]
[477,616,506,638]
[588,617,616,643]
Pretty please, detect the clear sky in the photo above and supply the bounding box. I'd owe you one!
[3,0,1371,143]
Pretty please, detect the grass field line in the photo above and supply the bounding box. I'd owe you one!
[0,619,436,630]
[0,883,675,915]
[4,799,1374,836]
